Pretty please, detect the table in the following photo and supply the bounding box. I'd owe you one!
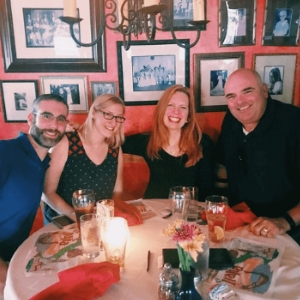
[4,200,300,300]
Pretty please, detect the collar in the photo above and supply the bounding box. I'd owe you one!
[17,132,50,164]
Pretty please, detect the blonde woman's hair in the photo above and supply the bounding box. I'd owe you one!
[79,94,125,148]
[147,84,202,167]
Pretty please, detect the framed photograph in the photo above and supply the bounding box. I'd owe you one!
[0,81,38,122]
[0,0,106,72]
[194,52,245,112]
[254,54,297,104]
[219,0,256,46]
[117,40,190,105]
[91,82,117,101]
[161,0,208,31]
[262,0,300,46]
[40,76,89,113]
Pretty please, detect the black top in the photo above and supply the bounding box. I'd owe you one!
[122,133,215,200]
[44,131,119,222]
[216,97,300,218]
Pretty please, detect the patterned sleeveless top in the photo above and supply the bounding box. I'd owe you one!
[44,131,119,221]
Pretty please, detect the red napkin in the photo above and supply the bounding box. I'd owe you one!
[114,200,143,226]
[200,202,257,230]
[29,262,120,300]
[225,202,257,230]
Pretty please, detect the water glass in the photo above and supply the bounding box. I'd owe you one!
[186,186,199,222]
[96,199,114,218]
[205,195,228,243]
[169,186,191,219]
[80,213,100,258]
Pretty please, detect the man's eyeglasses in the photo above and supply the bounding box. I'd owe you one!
[33,112,68,125]
[94,108,126,123]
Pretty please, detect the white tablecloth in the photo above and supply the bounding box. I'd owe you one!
[4,200,300,300]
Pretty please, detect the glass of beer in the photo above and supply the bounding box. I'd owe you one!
[205,195,228,243]
[72,189,96,229]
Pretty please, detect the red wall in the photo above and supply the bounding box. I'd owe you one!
[0,0,299,142]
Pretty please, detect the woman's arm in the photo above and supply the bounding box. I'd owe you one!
[42,136,74,215]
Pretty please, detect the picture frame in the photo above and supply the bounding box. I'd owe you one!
[0,80,38,122]
[40,76,89,113]
[117,40,190,105]
[194,52,245,112]
[161,0,208,31]
[0,0,106,72]
[254,54,297,104]
[91,82,117,101]
[219,0,256,46]
[262,0,300,46]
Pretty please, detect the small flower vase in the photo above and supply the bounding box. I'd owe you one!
[175,267,203,300]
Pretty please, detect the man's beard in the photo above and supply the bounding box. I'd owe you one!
[30,124,64,149]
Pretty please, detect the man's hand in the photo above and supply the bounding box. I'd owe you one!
[248,216,290,238]
[65,121,80,132]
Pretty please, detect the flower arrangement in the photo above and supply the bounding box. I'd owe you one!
[162,219,207,272]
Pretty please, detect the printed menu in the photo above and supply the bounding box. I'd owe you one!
[205,238,284,298]
[25,223,82,274]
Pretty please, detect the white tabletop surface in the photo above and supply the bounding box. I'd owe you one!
[4,199,300,300]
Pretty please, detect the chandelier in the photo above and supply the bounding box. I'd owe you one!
[60,0,209,50]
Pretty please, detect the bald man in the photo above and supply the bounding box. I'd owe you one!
[216,68,300,244]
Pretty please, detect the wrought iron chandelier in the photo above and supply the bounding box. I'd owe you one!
[60,0,209,50]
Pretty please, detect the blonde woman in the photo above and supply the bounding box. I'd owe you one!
[122,84,215,200]
[43,94,125,223]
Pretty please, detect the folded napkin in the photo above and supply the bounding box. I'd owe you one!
[225,202,257,230]
[200,202,256,231]
[29,262,120,300]
[114,200,143,226]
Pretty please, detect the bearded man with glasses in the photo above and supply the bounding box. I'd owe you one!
[0,94,68,296]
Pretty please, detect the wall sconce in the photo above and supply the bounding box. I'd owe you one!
[60,0,209,50]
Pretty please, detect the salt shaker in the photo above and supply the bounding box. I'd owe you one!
[158,263,179,300]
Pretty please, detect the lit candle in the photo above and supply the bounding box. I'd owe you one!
[193,0,205,21]
[64,0,77,18]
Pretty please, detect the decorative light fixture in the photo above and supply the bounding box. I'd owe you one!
[60,0,209,50]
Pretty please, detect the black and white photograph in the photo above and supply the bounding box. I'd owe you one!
[194,52,244,112]
[50,84,80,105]
[40,76,88,113]
[117,40,189,105]
[132,55,176,92]
[262,0,300,46]
[173,0,193,20]
[254,54,296,104]
[91,82,117,101]
[210,70,228,96]
[161,0,207,30]
[23,8,80,48]
[0,0,105,72]
[219,0,256,46]
[0,80,38,122]
[263,66,284,95]
[272,9,292,37]
[14,93,28,111]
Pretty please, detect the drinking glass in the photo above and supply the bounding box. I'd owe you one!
[205,195,228,243]
[72,189,96,229]
[185,186,199,222]
[101,217,129,271]
[80,213,100,258]
[169,186,191,219]
[96,199,114,218]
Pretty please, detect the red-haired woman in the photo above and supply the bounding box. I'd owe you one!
[122,84,215,200]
